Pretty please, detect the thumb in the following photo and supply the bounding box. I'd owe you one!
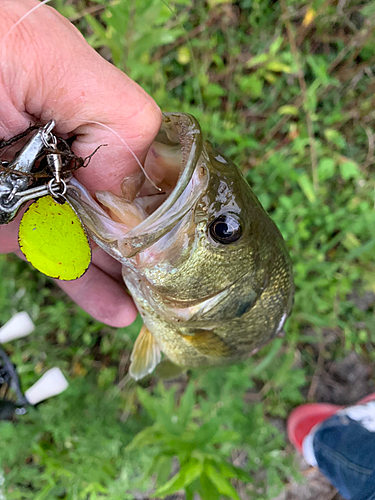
[1,0,162,195]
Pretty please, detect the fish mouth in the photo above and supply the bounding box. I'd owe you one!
[67,113,208,260]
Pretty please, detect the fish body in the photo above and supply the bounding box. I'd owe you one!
[67,113,294,379]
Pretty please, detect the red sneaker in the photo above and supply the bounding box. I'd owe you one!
[287,393,375,453]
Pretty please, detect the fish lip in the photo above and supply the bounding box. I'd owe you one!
[66,113,206,261]
[118,112,206,257]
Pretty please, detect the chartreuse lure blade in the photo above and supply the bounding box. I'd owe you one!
[18,196,91,280]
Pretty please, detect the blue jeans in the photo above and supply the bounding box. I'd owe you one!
[313,414,375,500]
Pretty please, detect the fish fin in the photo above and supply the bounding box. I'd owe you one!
[181,330,233,358]
[155,359,186,380]
[129,325,161,380]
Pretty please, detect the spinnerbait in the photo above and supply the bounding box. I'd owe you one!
[0,120,68,223]
[0,346,28,420]
[0,121,92,280]
[0,311,69,421]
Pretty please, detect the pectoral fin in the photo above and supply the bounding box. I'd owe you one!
[181,330,233,358]
[129,325,162,380]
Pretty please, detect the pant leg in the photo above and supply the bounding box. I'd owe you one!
[313,414,375,499]
[351,471,375,500]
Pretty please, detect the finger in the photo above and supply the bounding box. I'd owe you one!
[1,0,162,196]
[0,208,26,254]
[14,246,136,327]
[91,247,123,283]
[55,263,138,328]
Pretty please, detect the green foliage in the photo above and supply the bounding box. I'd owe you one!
[1,0,375,498]
[126,368,296,499]
[86,0,185,81]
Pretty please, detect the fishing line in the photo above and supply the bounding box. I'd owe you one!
[0,0,162,193]
[51,117,163,192]
[0,0,51,45]
[80,120,162,192]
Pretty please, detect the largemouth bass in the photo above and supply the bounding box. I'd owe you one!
[67,113,294,380]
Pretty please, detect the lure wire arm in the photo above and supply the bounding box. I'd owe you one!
[0,185,51,213]
[0,119,71,218]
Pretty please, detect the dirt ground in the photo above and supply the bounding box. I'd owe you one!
[272,455,341,500]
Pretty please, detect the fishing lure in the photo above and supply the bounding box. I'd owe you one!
[0,349,69,420]
[0,121,91,280]
[0,312,69,421]
[0,346,27,420]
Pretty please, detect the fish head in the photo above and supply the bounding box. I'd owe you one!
[67,112,294,356]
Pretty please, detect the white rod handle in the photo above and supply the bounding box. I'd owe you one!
[25,367,69,405]
[0,312,35,343]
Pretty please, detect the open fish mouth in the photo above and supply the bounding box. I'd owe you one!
[67,113,209,261]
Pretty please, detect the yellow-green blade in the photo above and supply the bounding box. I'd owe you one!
[18,196,91,280]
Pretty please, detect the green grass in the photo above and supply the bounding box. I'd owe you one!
[1,0,375,498]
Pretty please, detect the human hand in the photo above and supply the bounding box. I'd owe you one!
[0,0,162,327]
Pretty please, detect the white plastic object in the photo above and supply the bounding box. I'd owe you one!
[25,367,69,405]
[0,312,35,343]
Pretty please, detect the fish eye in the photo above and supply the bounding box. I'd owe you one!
[208,214,242,244]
